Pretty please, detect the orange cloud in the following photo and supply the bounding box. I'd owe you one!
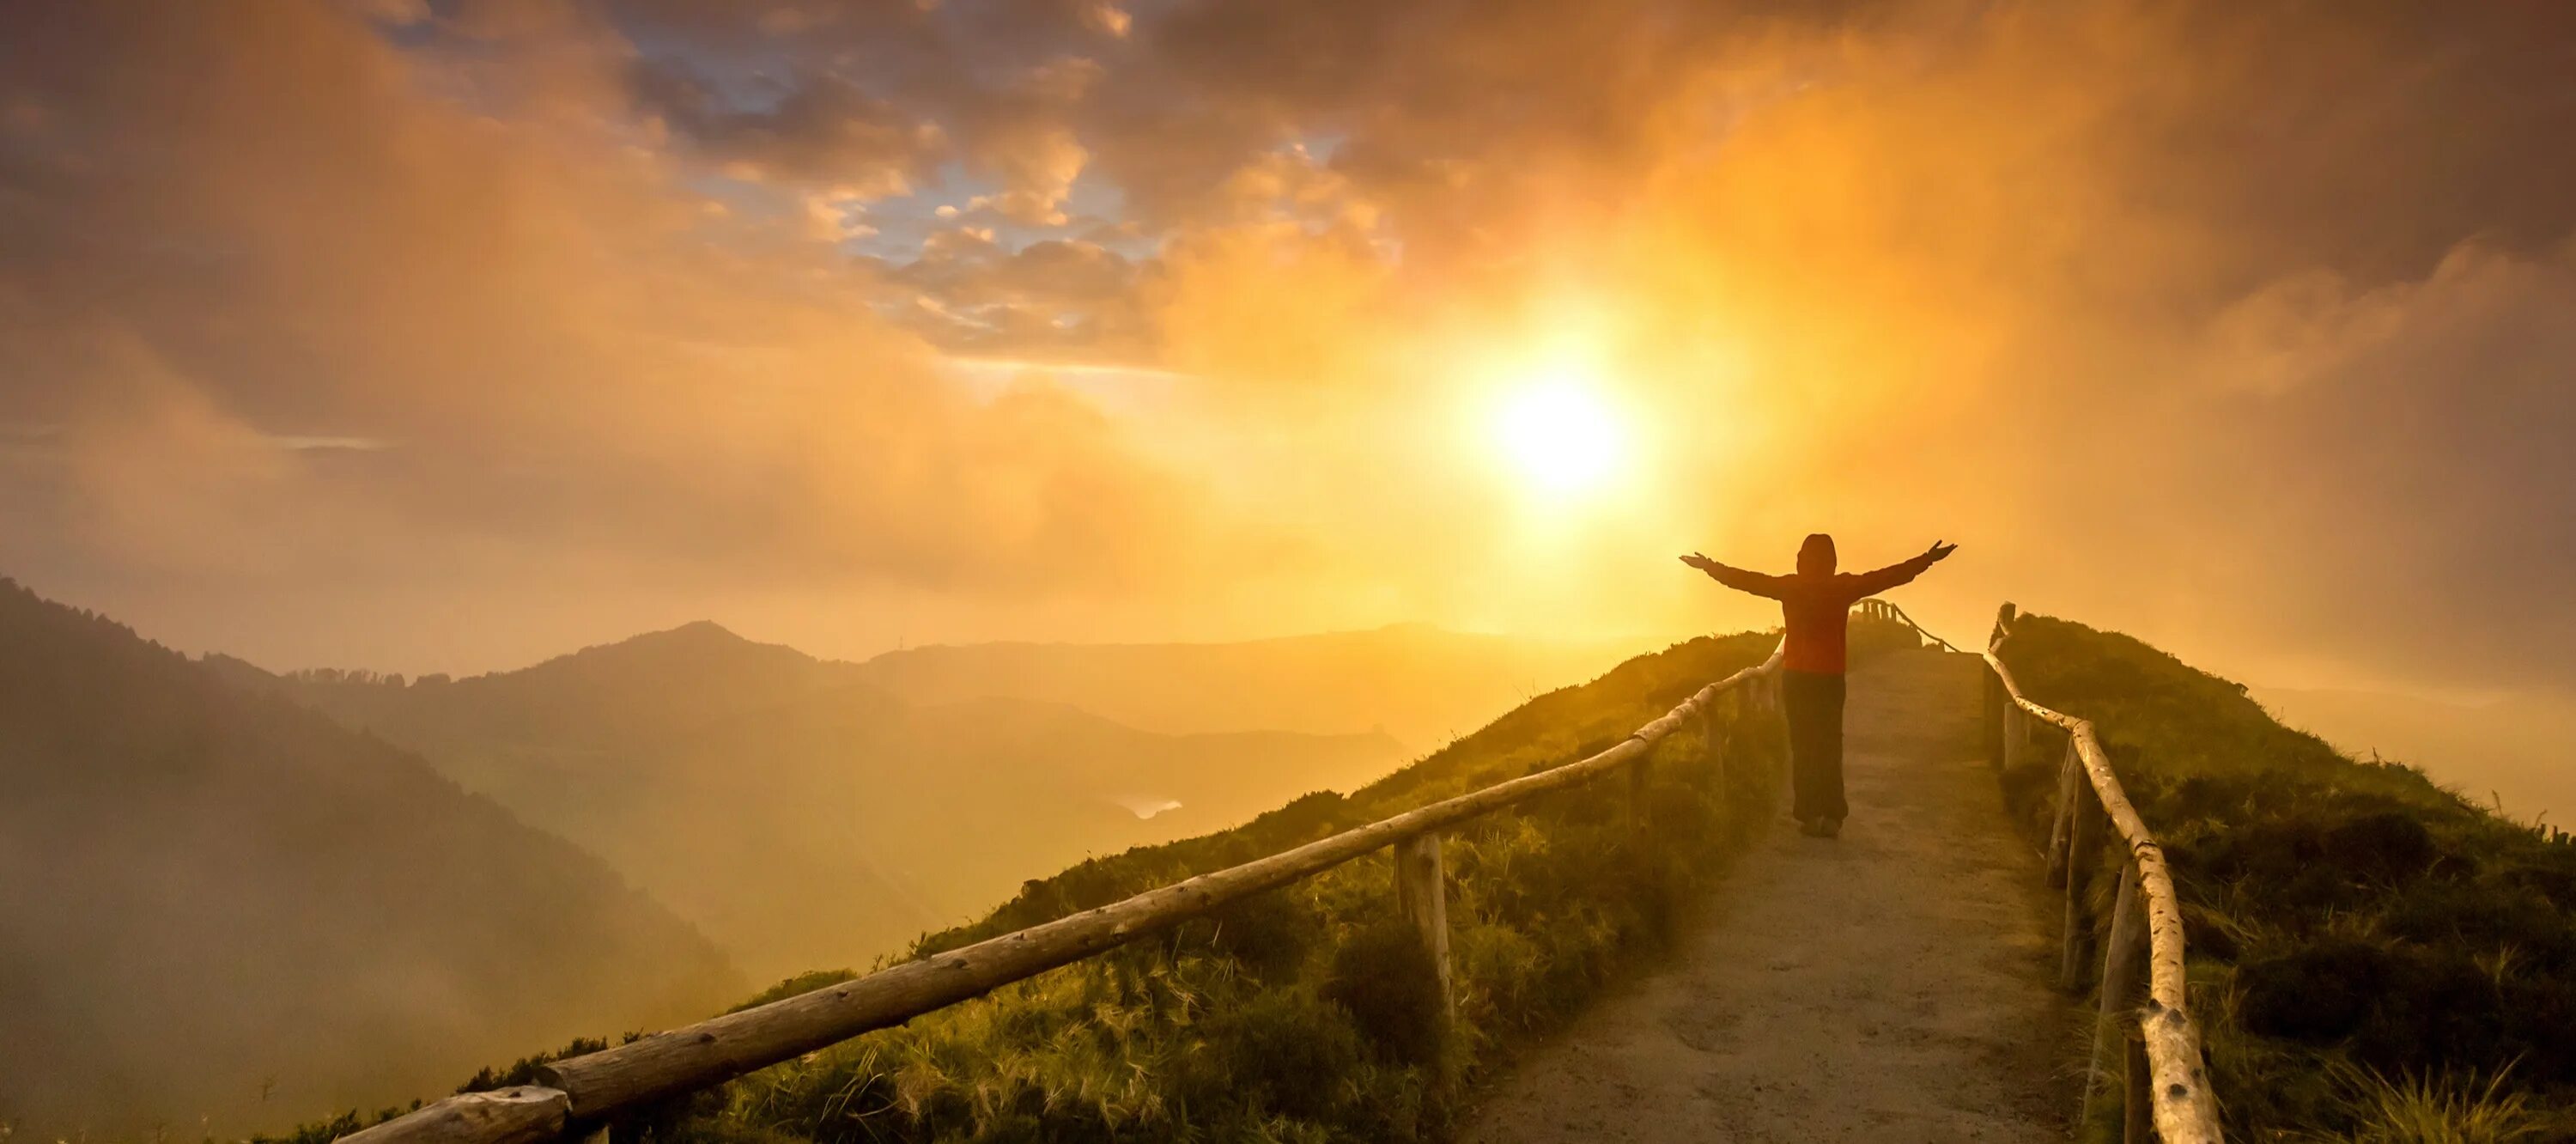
[5,0,2576,699]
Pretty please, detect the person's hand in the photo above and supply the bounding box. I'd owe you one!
[1924,540,1959,563]
[1680,552,1716,571]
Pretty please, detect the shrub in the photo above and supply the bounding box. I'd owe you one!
[1322,916,1449,1066]
[2239,939,2397,1043]
[1187,984,1367,1121]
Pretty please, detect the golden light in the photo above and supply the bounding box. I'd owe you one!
[1490,368,1626,497]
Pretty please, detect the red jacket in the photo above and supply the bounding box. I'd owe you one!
[1701,556,1939,673]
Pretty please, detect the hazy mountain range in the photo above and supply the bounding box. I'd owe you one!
[3,573,1633,1135]
[849,624,1620,745]
[216,621,1634,982]
[0,581,739,1136]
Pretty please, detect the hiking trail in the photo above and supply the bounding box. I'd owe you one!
[1462,648,2074,1143]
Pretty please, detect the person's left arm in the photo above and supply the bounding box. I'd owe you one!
[1846,540,1959,597]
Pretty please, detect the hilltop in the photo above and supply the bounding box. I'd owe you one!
[1997,613,2576,1139]
[0,581,741,1138]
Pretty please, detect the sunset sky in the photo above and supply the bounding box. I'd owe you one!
[3,1,2573,698]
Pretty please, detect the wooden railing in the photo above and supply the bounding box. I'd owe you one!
[340,642,1789,1144]
[1983,604,2225,1144]
[1854,597,1960,652]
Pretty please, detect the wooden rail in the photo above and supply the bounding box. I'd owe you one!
[1852,597,1960,653]
[1982,603,2225,1144]
[340,642,1789,1144]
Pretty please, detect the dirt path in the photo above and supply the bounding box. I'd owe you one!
[1461,648,2073,1144]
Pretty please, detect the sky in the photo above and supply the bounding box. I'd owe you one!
[2,0,2574,698]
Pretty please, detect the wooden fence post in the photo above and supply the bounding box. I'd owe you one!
[2046,739,2080,886]
[2086,861,2148,1131]
[1394,832,1454,1024]
[2059,785,2106,994]
[2123,1013,2152,1143]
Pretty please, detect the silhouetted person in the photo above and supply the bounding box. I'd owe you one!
[1681,535,1957,838]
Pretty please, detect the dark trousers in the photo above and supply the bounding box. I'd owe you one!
[1783,670,1849,821]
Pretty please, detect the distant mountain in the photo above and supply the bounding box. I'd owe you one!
[603,685,1401,978]
[237,624,1426,981]
[211,618,871,788]
[0,580,740,1138]
[849,624,1639,748]
[2257,685,2576,823]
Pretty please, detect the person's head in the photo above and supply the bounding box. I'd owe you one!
[1797,532,1837,575]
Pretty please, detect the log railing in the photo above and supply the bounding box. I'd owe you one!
[340,642,1789,1144]
[1853,596,1961,653]
[1983,604,2225,1144]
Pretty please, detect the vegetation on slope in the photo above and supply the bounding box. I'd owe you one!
[652,627,1789,1144]
[1995,613,2576,1141]
[272,624,1806,1144]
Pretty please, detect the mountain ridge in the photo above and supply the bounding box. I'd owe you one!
[0,578,743,1137]
[219,621,1460,983]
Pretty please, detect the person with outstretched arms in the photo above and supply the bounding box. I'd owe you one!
[1681,535,1957,838]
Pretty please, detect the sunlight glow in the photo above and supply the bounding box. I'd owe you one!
[1491,368,1626,497]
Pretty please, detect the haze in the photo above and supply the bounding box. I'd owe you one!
[5,0,2574,706]
[8,2,2576,1135]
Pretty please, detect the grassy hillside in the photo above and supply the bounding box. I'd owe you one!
[1995,613,2576,1141]
[278,625,1794,1144]
[631,628,1787,1144]
[0,580,742,1138]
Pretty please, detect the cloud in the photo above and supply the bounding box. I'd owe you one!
[0,1,1265,669]
[877,235,1150,359]
[637,63,945,196]
[2168,241,2576,687]
[955,57,1101,226]
[6,0,2576,695]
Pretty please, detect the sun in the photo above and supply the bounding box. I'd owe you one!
[1491,371,1626,497]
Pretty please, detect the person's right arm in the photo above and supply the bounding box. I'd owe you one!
[1680,553,1789,599]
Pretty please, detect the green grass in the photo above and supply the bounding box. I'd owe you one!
[650,628,1788,1143]
[265,621,1923,1144]
[1994,613,2576,1142]
[2299,1063,2552,1144]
